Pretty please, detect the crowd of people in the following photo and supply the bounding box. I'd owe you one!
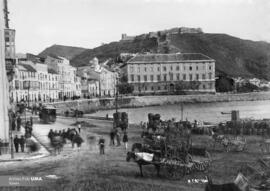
[98,128,129,155]
[47,126,83,152]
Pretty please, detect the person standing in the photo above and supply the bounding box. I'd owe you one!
[110,128,115,146]
[12,116,16,131]
[123,131,128,150]
[77,122,81,133]
[14,135,19,153]
[98,136,105,155]
[19,135,25,152]
[116,129,121,146]
[17,116,21,131]
[30,116,33,127]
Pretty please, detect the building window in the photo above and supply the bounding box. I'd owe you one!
[203,84,206,89]
[189,74,193,81]
[176,66,180,71]
[157,75,161,81]
[196,66,199,70]
[137,67,140,72]
[164,86,167,90]
[189,66,192,71]
[196,74,199,80]
[130,66,134,73]
[177,74,180,80]
[184,66,186,70]
[158,86,160,90]
[131,75,134,82]
[144,67,147,72]
[151,86,154,91]
[145,86,147,91]
[170,73,173,81]
[183,74,186,80]
[144,75,147,82]
[202,74,206,80]
[163,66,166,71]
[208,73,212,79]
[209,65,212,70]
[171,66,173,71]
[157,67,160,71]
[137,75,141,82]
[163,74,167,81]
[150,75,154,81]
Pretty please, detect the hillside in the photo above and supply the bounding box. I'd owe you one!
[168,33,270,79]
[38,44,87,60]
[49,31,270,80]
[70,35,158,66]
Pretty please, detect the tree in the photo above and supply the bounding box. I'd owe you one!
[117,83,134,95]
[120,75,128,83]
[237,82,259,93]
[215,76,234,92]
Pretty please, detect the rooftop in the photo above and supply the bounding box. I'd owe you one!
[18,64,37,72]
[48,68,58,74]
[127,53,214,64]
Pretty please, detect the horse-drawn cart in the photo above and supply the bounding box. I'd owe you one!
[127,114,212,178]
[39,106,56,124]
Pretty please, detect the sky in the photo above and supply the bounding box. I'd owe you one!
[8,0,270,54]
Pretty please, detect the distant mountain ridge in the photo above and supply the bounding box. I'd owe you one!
[39,29,270,80]
[38,44,87,60]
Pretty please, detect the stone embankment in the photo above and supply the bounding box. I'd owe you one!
[46,92,270,114]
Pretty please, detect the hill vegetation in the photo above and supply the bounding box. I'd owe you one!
[39,30,270,80]
[38,44,87,60]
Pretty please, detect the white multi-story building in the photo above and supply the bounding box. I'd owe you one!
[10,60,60,103]
[45,55,81,99]
[122,53,216,94]
[77,57,117,97]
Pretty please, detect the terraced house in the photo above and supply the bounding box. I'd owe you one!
[10,60,60,103]
[123,53,215,94]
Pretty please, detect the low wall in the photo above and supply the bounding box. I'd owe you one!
[47,92,270,114]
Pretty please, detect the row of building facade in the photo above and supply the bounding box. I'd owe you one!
[9,51,217,104]
[9,55,118,104]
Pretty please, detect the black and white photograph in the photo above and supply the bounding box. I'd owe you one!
[0,0,270,190]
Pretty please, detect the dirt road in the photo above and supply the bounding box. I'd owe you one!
[0,117,264,191]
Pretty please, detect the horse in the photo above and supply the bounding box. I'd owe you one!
[126,151,161,177]
[205,176,241,191]
[72,134,84,149]
[50,136,65,155]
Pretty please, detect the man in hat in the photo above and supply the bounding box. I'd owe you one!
[13,135,19,153]
[19,135,25,152]
[98,136,105,155]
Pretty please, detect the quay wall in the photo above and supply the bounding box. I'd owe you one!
[46,92,270,114]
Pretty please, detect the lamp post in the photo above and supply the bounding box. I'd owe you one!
[27,80,30,108]
[115,75,119,113]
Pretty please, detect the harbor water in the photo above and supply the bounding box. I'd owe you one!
[87,100,270,124]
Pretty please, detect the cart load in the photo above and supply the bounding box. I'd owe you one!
[127,114,211,179]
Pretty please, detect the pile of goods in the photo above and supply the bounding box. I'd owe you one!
[138,114,211,178]
[218,119,270,136]
[113,112,128,131]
